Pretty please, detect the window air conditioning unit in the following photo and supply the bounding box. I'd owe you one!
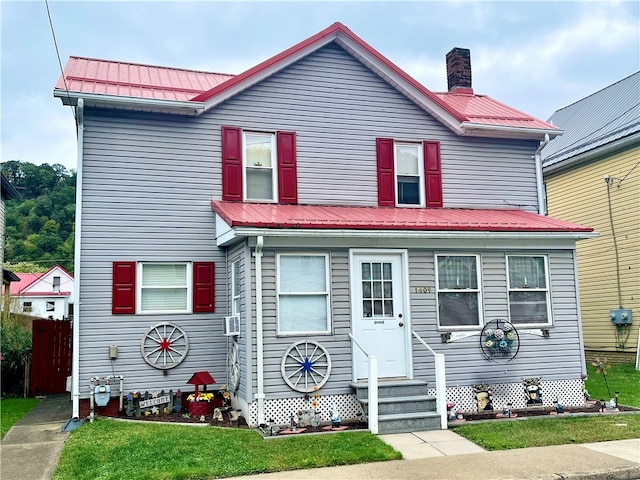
[223,316,241,336]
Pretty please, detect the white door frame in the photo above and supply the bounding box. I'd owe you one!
[349,248,413,381]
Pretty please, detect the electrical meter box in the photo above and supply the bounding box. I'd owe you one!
[610,309,632,326]
[94,384,111,406]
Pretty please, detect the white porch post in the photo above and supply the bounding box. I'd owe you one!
[435,353,447,429]
[368,356,378,434]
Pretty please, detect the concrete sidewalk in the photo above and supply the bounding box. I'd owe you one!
[1,395,639,480]
[1,394,71,480]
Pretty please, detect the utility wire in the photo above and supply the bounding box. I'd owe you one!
[605,177,623,308]
[45,0,77,127]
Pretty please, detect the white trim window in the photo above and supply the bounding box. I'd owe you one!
[22,301,33,313]
[46,301,55,312]
[244,132,277,201]
[395,142,424,206]
[231,259,241,316]
[138,262,192,313]
[436,254,482,328]
[507,255,552,326]
[277,254,331,335]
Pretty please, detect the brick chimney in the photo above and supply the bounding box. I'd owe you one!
[446,47,472,94]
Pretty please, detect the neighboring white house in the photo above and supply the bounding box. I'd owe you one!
[5,265,74,320]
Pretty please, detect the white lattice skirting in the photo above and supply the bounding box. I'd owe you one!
[440,378,585,413]
[241,378,585,427]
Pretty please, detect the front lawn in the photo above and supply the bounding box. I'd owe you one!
[1,397,40,439]
[585,363,640,407]
[452,414,640,450]
[53,420,401,480]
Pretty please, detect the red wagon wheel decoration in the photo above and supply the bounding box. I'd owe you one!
[141,322,189,370]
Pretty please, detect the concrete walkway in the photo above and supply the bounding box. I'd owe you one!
[2,395,639,480]
[1,394,71,480]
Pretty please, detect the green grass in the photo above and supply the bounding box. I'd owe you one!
[585,363,640,407]
[1,397,40,439]
[452,414,640,450]
[452,363,640,450]
[52,420,401,480]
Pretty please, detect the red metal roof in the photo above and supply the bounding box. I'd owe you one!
[211,201,593,233]
[55,56,233,101]
[54,23,559,134]
[8,273,42,296]
[433,91,555,130]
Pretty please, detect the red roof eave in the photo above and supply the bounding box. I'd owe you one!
[212,201,593,234]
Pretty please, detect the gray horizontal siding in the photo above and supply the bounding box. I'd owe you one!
[244,246,582,400]
[78,40,549,398]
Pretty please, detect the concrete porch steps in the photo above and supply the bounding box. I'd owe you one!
[352,379,441,434]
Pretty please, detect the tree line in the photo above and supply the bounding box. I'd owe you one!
[2,161,76,273]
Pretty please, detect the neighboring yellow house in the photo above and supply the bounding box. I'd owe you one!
[542,72,639,365]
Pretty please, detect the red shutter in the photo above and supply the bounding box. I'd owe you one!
[112,262,136,314]
[376,138,395,206]
[424,141,443,208]
[193,262,215,313]
[222,127,243,201]
[277,131,298,204]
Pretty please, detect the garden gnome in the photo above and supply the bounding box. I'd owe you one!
[330,403,341,428]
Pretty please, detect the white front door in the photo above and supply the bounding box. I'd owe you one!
[351,251,410,380]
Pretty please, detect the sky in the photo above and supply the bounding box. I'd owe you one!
[1,1,639,171]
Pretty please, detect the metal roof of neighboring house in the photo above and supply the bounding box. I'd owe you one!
[54,23,559,139]
[6,265,74,296]
[55,56,233,102]
[542,71,640,171]
[211,201,593,233]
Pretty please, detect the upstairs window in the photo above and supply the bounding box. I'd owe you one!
[436,254,482,328]
[377,138,442,208]
[507,255,552,326]
[395,143,423,205]
[53,276,61,293]
[222,126,297,204]
[245,132,277,201]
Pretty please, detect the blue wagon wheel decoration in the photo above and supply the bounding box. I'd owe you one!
[480,318,519,362]
[141,322,189,370]
[281,340,332,393]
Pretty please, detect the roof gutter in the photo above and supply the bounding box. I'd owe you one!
[543,132,640,175]
[217,227,596,247]
[461,122,563,140]
[54,90,205,115]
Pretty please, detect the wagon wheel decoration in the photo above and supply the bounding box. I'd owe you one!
[141,322,189,369]
[480,318,519,362]
[281,340,332,393]
[228,338,240,391]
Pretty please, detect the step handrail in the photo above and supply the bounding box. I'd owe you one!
[412,330,447,429]
[348,333,378,434]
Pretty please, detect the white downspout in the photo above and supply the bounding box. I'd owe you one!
[71,98,84,420]
[535,133,550,215]
[254,236,265,425]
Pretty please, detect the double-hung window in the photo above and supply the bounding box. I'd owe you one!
[138,263,191,314]
[436,254,482,328]
[112,261,214,314]
[22,301,32,313]
[244,132,277,201]
[221,126,298,204]
[507,255,551,325]
[277,254,330,335]
[395,143,424,206]
[376,138,442,208]
[231,260,241,316]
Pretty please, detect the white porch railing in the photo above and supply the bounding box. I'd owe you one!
[412,331,448,429]
[348,333,378,434]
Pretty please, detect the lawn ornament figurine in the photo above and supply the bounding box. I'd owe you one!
[330,403,341,428]
[523,377,543,405]
[473,384,494,411]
